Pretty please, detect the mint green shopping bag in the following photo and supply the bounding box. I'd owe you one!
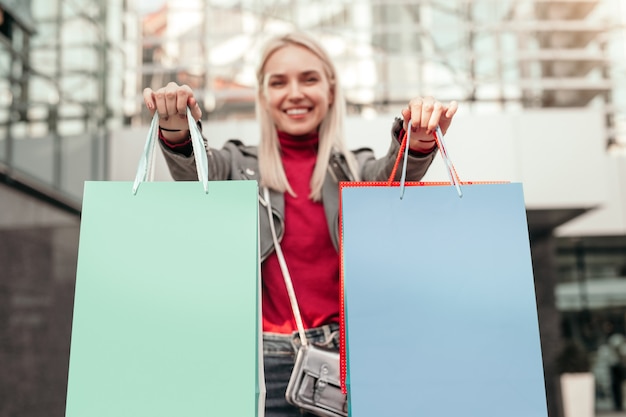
[66,111,264,417]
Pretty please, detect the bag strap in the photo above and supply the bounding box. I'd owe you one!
[433,125,463,197]
[263,186,309,347]
[387,122,463,198]
[133,108,209,194]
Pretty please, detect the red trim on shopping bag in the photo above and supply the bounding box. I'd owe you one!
[338,129,508,393]
[339,185,347,394]
[386,129,409,184]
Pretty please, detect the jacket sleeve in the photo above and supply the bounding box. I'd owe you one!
[158,137,237,181]
[354,117,438,182]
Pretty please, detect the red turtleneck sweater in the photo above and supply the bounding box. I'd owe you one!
[262,131,340,334]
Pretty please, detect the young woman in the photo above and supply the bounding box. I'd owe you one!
[143,31,457,417]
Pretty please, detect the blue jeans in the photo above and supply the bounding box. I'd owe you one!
[263,323,340,417]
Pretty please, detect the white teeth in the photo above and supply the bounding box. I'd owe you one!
[286,108,308,115]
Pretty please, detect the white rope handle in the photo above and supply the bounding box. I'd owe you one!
[399,123,462,199]
[133,109,209,194]
[263,187,309,346]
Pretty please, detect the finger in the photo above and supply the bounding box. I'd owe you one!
[189,97,203,121]
[153,88,168,120]
[445,100,459,119]
[427,101,443,134]
[440,101,459,134]
[408,98,423,131]
[142,88,156,115]
[420,97,435,131]
[401,107,411,131]
[164,83,179,118]
[176,84,194,117]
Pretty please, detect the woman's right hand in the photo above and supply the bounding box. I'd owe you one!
[142,82,202,143]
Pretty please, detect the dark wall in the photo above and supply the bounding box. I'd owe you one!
[531,231,565,417]
[0,225,79,417]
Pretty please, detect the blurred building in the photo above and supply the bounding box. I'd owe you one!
[0,1,137,416]
[1,0,626,416]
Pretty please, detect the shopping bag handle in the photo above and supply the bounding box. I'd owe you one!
[132,108,209,194]
[388,121,463,199]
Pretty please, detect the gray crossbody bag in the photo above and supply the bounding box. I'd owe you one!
[263,187,348,417]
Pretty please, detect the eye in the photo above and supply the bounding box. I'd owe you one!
[269,79,285,88]
[305,76,319,84]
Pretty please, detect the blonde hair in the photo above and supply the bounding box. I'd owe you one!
[255,31,360,201]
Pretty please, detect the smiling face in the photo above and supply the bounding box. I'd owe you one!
[261,44,334,136]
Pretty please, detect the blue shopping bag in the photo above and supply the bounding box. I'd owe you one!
[339,129,547,417]
[66,111,264,417]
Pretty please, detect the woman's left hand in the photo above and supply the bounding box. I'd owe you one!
[401,97,458,152]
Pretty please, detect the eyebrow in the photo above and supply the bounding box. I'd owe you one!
[267,70,321,78]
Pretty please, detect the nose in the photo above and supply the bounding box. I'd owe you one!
[287,80,304,100]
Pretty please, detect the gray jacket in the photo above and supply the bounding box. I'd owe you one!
[160,118,436,261]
